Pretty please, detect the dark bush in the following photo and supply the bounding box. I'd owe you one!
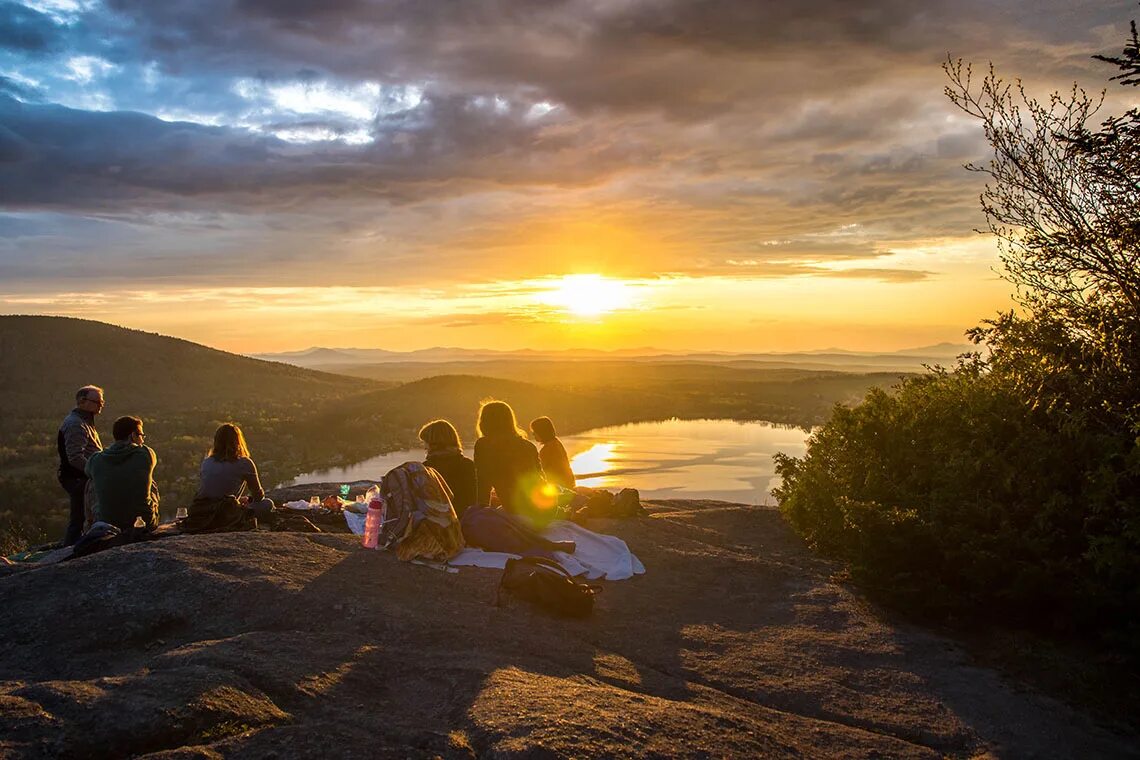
[774,360,1140,633]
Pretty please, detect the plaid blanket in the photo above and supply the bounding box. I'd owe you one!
[380,462,465,562]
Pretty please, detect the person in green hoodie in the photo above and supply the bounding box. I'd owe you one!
[85,415,159,533]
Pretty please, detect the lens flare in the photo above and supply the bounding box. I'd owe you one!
[532,481,561,510]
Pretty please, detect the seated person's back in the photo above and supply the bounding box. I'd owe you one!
[419,419,476,515]
[474,401,544,516]
[197,423,273,512]
[198,456,262,499]
[530,416,575,489]
[85,415,158,532]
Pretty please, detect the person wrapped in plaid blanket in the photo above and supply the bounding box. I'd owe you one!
[380,462,465,562]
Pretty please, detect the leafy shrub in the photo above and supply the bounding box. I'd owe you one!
[774,362,1140,633]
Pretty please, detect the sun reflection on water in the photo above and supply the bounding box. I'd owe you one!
[569,442,619,487]
[289,420,810,505]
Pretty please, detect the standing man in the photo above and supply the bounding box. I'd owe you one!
[57,385,104,545]
[86,416,159,533]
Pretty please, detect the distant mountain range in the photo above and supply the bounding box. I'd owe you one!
[252,342,975,372]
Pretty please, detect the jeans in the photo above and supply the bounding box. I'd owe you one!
[59,475,87,546]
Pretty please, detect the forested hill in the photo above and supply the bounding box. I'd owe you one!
[0,316,384,550]
[0,315,371,416]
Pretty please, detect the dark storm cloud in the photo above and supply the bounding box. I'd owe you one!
[0,1,64,54]
[0,0,1136,286]
[89,0,1126,112]
[0,74,42,101]
[0,121,30,161]
[0,91,645,210]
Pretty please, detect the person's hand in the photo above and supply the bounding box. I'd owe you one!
[239,495,251,506]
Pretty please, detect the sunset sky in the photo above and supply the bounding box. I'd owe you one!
[0,0,1131,353]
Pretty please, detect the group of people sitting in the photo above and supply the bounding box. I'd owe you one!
[58,384,291,542]
[56,385,581,546]
[420,400,575,520]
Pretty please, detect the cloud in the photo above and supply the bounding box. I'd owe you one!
[0,0,1136,294]
[0,87,652,213]
[411,310,554,329]
[0,1,64,55]
[821,267,934,283]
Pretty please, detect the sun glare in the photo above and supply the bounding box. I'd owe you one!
[570,442,618,487]
[540,275,634,317]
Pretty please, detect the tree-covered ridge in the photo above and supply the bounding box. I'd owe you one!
[0,315,372,413]
[0,316,381,551]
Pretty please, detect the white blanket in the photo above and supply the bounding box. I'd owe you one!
[343,513,645,581]
[448,520,645,581]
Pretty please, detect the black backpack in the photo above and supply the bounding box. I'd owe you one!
[497,556,600,617]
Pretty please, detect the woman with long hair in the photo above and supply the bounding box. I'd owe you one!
[196,423,273,514]
[473,400,551,520]
[419,419,476,515]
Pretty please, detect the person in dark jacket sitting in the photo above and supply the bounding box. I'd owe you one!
[197,423,274,515]
[419,419,476,516]
[474,400,556,524]
[85,415,159,533]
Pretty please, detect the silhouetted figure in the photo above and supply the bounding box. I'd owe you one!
[530,415,576,490]
[57,385,104,545]
[474,400,549,521]
[419,419,476,516]
[197,423,274,515]
[86,415,159,533]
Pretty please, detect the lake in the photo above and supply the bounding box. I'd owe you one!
[288,418,810,505]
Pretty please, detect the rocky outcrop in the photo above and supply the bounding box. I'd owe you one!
[0,501,1133,758]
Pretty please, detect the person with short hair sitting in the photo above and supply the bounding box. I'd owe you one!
[85,415,159,533]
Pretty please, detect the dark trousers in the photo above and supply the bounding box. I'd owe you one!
[460,505,562,557]
[59,475,87,546]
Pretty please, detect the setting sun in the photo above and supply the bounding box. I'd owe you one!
[539,275,635,318]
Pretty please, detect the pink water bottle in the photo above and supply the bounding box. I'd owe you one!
[362,495,385,549]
